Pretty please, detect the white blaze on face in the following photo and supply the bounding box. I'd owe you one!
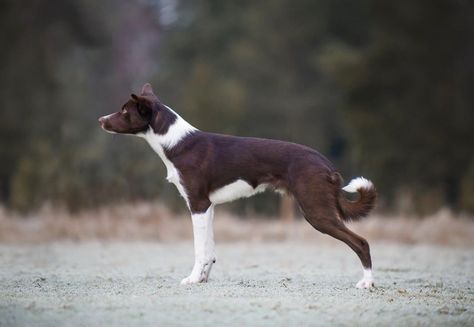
[99,113,115,120]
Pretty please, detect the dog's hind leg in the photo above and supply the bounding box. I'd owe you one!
[291,174,374,288]
[305,209,374,288]
[181,203,217,285]
[315,218,373,288]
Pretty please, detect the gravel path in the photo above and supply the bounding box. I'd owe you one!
[0,242,473,326]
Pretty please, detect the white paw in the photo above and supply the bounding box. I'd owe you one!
[356,277,374,289]
[180,258,216,285]
[180,275,203,285]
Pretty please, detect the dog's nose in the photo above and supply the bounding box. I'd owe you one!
[98,117,106,124]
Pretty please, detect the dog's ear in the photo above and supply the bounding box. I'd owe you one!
[141,83,154,96]
[131,94,153,118]
[131,94,151,105]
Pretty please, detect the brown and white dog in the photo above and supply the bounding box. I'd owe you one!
[99,83,377,288]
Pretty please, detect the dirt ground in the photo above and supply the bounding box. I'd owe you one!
[0,241,473,327]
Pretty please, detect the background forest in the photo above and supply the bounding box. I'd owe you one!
[0,0,473,216]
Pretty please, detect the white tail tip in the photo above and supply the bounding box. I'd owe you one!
[342,177,374,193]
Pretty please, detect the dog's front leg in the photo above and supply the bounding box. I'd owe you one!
[181,205,216,285]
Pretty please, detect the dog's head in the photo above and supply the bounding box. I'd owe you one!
[99,83,162,135]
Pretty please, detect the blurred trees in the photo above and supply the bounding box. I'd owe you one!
[0,0,106,210]
[0,0,472,214]
[0,0,166,211]
[333,0,474,213]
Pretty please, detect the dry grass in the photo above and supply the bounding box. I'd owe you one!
[0,203,473,246]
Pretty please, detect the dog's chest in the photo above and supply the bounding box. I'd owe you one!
[152,144,190,206]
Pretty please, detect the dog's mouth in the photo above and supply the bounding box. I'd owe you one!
[98,114,149,135]
[98,116,117,134]
[98,116,107,130]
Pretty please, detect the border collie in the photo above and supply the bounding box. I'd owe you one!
[99,83,377,288]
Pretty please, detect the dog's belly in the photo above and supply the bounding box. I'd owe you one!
[209,179,268,204]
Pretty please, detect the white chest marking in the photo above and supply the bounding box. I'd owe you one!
[152,145,182,185]
[209,179,267,204]
[149,142,190,207]
[140,109,197,208]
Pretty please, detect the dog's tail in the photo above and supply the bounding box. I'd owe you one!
[334,175,377,222]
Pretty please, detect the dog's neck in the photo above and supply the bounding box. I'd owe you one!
[141,104,197,154]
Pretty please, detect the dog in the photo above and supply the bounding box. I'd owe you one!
[99,83,377,288]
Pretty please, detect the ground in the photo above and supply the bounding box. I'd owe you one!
[0,242,473,326]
